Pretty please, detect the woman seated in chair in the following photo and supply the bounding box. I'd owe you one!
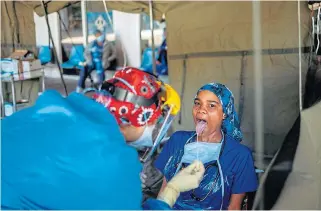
[154,82,258,210]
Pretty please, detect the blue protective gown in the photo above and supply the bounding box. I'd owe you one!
[1,90,171,210]
[89,40,104,73]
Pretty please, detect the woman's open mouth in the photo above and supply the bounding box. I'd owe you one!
[196,118,207,134]
[196,118,207,124]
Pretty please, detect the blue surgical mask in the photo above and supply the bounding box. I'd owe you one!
[175,132,225,210]
[128,125,155,150]
[97,34,105,43]
[181,141,222,164]
[175,133,224,173]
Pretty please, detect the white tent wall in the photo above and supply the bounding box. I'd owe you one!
[34,12,62,63]
[165,1,310,156]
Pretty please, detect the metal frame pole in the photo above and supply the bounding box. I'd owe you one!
[10,75,17,113]
[298,0,302,111]
[81,0,88,47]
[252,1,264,209]
[149,0,157,75]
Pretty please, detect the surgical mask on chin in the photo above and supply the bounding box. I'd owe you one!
[181,141,222,164]
[128,124,155,150]
[175,133,225,210]
[175,138,223,175]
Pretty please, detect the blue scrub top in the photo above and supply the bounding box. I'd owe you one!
[155,131,259,210]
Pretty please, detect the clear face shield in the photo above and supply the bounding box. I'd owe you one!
[140,83,181,163]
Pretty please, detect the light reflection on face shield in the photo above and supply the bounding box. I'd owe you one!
[140,105,174,163]
[120,117,130,125]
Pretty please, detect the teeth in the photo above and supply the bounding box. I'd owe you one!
[197,119,206,123]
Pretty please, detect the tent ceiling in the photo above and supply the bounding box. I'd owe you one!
[24,1,185,20]
[20,1,76,16]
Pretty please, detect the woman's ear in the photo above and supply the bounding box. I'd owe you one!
[223,113,226,119]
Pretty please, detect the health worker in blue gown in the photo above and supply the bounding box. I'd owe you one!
[1,69,205,210]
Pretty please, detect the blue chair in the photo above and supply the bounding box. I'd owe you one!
[38,46,51,65]
[140,47,159,73]
[61,45,85,70]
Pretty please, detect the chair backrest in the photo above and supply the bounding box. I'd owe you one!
[69,45,85,65]
[38,46,51,64]
[141,47,159,68]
